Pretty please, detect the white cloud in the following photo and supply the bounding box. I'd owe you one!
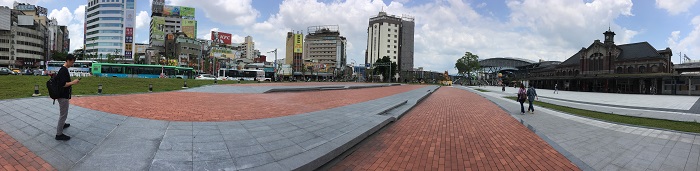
[235,0,642,73]
[73,5,86,23]
[67,23,83,52]
[48,7,72,25]
[656,0,698,15]
[667,16,700,63]
[135,11,149,29]
[168,0,259,26]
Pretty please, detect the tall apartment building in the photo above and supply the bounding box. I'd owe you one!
[84,0,135,62]
[304,25,346,74]
[285,31,303,74]
[366,11,414,71]
[149,0,197,65]
[0,4,51,69]
[243,36,255,59]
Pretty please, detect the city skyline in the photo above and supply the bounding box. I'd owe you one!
[3,0,699,74]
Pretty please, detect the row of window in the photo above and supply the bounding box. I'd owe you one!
[87,23,122,30]
[87,42,122,47]
[0,56,8,60]
[17,49,44,56]
[88,3,122,11]
[0,48,9,52]
[17,32,42,41]
[387,34,397,38]
[87,36,122,41]
[0,39,9,43]
[87,10,123,18]
[87,17,123,24]
[386,45,397,49]
[87,30,123,36]
[386,50,397,54]
[16,41,43,48]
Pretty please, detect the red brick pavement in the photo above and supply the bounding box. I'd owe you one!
[72,85,424,122]
[331,87,580,171]
[224,82,371,87]
[0,131,55,171]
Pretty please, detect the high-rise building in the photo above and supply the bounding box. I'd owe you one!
[244,36,255,59]
[149,0,197,66]
[304,25,346,76]
[366,11,414,71]
[0,3,53,69]
[285,31,303,75]
[84,0,135,62]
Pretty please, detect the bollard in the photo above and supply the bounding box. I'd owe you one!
[182,80,188,89]
[214,78,218,84]
[98,84,103,95]
[148,84,153,93]
[238,80,240,84]
[32,84,40,97]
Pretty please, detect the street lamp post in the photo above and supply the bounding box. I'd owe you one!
[267,49,277,81]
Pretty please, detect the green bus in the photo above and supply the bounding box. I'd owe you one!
[91,63,194,79]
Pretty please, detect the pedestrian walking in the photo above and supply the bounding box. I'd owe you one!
[502,84,506,92]
[554,83,558,94]
[527,85,538,114]
[54,55,80,141]
[517,84,527,115]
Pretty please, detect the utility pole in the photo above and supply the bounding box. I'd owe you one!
[268,49,277,81]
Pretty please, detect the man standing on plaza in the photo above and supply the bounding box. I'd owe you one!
[55,55,80,141]
[527,84,538,114]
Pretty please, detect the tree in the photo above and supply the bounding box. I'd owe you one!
[72,49,85,60]
[106,53,116,63]
[51,51,68,61]
[455,51,481,85]
[374,56,397,82]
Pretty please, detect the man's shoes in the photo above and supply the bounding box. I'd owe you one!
[55,134,71,141]
[63,123,70,129]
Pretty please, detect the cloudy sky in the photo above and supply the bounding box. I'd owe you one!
[2,0,699,74]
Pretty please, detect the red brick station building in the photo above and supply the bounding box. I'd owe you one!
[480,29,699,95]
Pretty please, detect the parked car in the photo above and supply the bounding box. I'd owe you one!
[23,69,34,75]
[33,69,44,76]
[194,74,217,80]
[0,67,12,75]
[11,69,20,75]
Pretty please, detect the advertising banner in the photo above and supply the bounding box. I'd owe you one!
[14,5,35,11]
[163,5,180,17]
[210,47,234,58]
[125,27,133,36]
[211,31,232,45]
[151,17,165,41]
[124,10,135,28]
[294,34,303,53]
[182,19,196,38]
[181,6,195,18]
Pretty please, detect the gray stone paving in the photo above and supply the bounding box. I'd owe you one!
[0,84,438,171]
[473,85,700,122]
[459,86,700,171]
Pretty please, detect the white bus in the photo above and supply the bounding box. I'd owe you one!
[218,69,265,81]
[46,60,97,77]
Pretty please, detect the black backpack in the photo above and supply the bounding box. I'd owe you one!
[46,75,62,104]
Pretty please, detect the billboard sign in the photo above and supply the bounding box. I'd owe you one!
[211,31,232,45]
[294,34,303,53]
[151,17,165,41]
[15,5,35,11]
[163,5,180,17]
[124,10,135,28]
[181,6,195,18]
[182,19,196,38]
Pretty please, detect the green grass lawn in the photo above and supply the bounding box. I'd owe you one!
[474,88,490,92]
[0,75,260,100]
[504,96,700,134]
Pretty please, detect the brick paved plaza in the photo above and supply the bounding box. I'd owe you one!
[0,83,698,171]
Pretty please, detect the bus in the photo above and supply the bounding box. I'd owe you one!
[47,60,97,77]
[218,69,266,81]
[92,63,194,79]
